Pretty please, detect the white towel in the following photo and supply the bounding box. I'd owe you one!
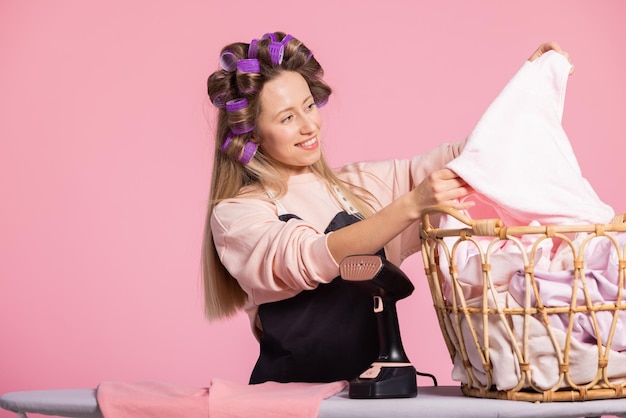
[446,50,614,226]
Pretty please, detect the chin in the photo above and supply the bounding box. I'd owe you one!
[305,154,322,167]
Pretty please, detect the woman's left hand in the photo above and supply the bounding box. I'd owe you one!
[528,41,574,74]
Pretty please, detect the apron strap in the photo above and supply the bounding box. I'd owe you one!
[332,184,362,217]
[266,184,362,218]
[266,189,289,216]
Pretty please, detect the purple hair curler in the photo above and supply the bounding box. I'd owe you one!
[261,32,286,66]
[261,33,277,42]
[225,98,248,113]
[231,122,254,135]
[237,59,260,73]
[226,98,254,134]
[239,141,258,164]
[211,92,227,108]
[219,50,238,72]
[220,131,233,152]
[248,39,259,59]
[268,42,284,66]
[315,96,329,108]
[267,33,293,66]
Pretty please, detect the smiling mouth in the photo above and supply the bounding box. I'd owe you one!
[296,137,317,147]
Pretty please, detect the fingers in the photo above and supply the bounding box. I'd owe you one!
[428,169,473,205]
[528,41,562,61]
[431,168,459,180]
[414,169,476,215]
[528,41,574,74]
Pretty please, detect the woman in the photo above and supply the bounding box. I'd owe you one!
[202,32,568,384]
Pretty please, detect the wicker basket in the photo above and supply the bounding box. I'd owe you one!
[419,205,626,402]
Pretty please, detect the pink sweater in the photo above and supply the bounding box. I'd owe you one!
[210,143,462,335]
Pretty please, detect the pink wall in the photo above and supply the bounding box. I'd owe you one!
[1,0,625,414]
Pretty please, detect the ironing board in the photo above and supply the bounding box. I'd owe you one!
[3,386,626,417]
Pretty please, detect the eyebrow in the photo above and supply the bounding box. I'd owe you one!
[274,95,314,117]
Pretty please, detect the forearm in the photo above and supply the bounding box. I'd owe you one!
[327,162,475,263]
[326,193,419,263]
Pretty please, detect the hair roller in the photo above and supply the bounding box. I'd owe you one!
[211,92,228,108]
[261,33,277,42]
[221,131,234,152]
[219,50,238,72]
[248,39,259,59]
[237,59,260,74]
[225,98,248,113]
[220,130,257,165]
[207,67,238,109]
[239,141,258,164]
[225,98,255,135]
[236,59,263,95]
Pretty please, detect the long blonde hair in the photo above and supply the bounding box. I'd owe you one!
[202,32,376,320]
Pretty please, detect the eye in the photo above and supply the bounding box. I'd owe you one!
[306,102,316,110]
[281,114,293,123]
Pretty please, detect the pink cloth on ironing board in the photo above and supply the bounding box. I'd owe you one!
[96,379,347,418]
[208,378,347,418]
[96,381,209,418]
[446,50,614,226]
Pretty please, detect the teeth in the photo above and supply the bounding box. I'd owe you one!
[298,137,316,147]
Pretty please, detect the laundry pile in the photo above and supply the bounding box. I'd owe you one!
[436,50,626,391]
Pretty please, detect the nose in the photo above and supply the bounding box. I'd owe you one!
[299,112,317,133]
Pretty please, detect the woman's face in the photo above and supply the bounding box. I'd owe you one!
[254,71,322,176]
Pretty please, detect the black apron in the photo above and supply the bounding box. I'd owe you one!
[249,211,385,384]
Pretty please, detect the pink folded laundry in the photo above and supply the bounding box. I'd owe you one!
[97,381,209,418]
[208,378,347,418]
[96,379,347,418]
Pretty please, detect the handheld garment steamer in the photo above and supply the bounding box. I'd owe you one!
[339,255,418,399]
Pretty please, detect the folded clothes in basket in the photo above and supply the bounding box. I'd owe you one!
[448,291,626,391]
[508,231,626,351]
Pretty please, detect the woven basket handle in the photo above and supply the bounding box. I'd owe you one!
[420,206,626,239]
[420,205,504,238]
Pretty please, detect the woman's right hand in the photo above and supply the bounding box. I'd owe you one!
[328,168,474,263]
[413,168,475,212]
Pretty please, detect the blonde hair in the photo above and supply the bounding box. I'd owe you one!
[202,32,376,320]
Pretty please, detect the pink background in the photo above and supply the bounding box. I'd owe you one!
[1,1,625,415]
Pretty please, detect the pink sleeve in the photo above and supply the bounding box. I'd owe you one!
[339,142,463,204]
[338,142,463,263]
[210,198,339,306]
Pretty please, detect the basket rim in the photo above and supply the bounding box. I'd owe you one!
[420,205,626,239]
